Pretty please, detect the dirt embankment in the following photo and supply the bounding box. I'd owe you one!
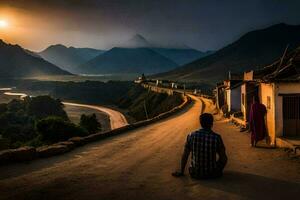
[118,85,184,122]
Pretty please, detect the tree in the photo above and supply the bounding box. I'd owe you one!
[0,103,7,114]
[26,96,68,120]
[79,114,101,134]
[7,99,25,112]
[36,116,87,143]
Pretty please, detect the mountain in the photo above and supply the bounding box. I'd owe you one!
[121,34,152,48]
[77,47,179,74]
[39,44,105,73]
[153,23,300,83]
[0,40,71,78]
[151,48,213,65]
[75,34,209,74]
[24,49,42,58]
[125,34,211,64]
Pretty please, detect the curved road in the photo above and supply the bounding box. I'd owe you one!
[2,91,128,130]
[62,102,128,130]
[0,97,300,200]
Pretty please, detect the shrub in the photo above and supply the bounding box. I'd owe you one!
[26,96,68,120]
[7,99,25,112]
[0,103,7,114]
[26,136,44,148]
[118,85,183,121]
[80,114,101,134]
[36,117,88,143]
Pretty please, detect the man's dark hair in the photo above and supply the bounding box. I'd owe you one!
[200,113,214,129]
[253,95,260,103]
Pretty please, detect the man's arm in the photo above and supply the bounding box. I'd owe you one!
[217,136,227,171]
[180,145,190,173]
[172,136,191,177]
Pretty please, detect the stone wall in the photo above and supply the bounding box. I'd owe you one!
[0,92,191,165]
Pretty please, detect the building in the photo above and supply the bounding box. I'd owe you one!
[258,47,300,145]
[215,72,243,113]
[215,82,226,111]
[216,46,300,147]
[240,71,260,122]
[224,80,243,113]
[134,74,147,84]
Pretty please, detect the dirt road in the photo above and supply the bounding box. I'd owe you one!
[62,102,128,130]
[0,97,300,200]
[2,90,128,130]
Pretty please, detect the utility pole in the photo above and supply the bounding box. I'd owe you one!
[144,100,149,119]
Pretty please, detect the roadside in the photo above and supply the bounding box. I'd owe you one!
[0,97,299,200]
[202,98,300,184]
[0,89,127,131]
[63,102,128,130]
[63,104,111,132]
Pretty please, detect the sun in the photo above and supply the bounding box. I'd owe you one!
[0,20,8,28]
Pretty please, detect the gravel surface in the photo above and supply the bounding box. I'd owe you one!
[0,97,299,200]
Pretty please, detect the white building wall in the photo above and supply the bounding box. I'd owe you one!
[244,71,253,81]
[226,89,231,111]
[260,82,300,145]
[241,83,247,120]
[260,83,276,145]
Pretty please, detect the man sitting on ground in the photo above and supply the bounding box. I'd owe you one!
[172,113,227,179]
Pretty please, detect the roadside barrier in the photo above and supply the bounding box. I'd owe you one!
[0,93,192,165]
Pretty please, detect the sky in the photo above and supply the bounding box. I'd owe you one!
[0,0,299,52]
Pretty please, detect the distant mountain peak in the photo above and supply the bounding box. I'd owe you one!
[153,23,300,83]
[122,34,152,48]
[39,44,105,73]
[0,40,70,78]
[132,34,147,40]
[48,44,67,49]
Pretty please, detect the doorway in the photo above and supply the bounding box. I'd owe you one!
[245,82,259,121]
[283,95,300,137]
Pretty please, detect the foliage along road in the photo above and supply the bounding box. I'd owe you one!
[62,102,128,130]
[2,90,128,130]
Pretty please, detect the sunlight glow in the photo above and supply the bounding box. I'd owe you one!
[0,20,8,28]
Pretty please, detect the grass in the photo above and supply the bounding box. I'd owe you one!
[118,85,184,121]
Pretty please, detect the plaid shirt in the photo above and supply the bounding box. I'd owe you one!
[185,128,226,178]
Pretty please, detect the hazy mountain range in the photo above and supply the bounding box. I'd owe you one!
[153,23,300,83]
[1,23,300,82]
[120,34,152,48]
[39,45,105,73]
[38,34,209,74]
[0,40,70,78]
[151,48,213,65]
[77,47,179,74]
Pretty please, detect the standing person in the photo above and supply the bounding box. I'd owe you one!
[172,113,227,179]
[249,95,267,147]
